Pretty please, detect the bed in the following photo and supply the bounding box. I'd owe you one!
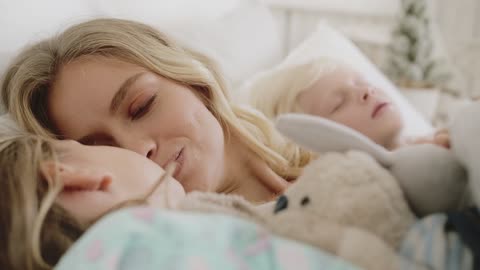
[0,0,478,269]
[1,0,478,123]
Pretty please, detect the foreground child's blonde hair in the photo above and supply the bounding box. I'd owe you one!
[0,133,176,270]
[0,134,83,270]
[249,57,346,120]
[1,18,313,180]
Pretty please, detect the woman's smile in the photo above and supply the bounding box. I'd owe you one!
[173,147,185,180]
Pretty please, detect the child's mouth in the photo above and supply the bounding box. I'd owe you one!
[372,102,389,118]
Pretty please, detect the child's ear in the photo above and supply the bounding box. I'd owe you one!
[40,161,112,191]
[40,161,67,184]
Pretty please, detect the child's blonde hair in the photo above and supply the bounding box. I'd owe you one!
[1,18,312,180]
[249,57,348,120]
[0,134,83,270]
[0,133,176,270]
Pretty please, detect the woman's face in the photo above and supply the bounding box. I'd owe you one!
[45,140,186,224]
[297,68,403,148]
[49,56,226,193]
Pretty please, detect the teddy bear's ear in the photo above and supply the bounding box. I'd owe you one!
[275,113,393,166]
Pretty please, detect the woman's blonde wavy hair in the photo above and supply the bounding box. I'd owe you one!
[0,134,84,270]
[1,18,312,180]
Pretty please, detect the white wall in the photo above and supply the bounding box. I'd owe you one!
[263,0,400,16]
[433,0,480,96]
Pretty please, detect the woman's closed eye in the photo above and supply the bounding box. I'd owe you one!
[78,134,115,146]
[129,94,157,120]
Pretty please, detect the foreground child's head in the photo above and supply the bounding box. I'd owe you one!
[0,134,184,270]
[250,58,404,149]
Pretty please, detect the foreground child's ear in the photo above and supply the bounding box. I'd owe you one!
[39,161,111,191]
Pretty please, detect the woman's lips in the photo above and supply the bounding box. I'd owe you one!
[161,147,184,179]
[372,102,389,118]
[172,147,185,180]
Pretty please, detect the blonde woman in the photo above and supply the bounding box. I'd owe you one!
[250,58,449,150]
[1,18,313,204]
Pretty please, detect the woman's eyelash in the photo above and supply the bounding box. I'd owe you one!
[130,94,157,120]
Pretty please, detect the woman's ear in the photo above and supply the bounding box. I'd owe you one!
[39,161,112,191]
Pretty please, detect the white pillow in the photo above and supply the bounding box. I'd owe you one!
[0,0,239,53]
[0,114,23,135]
[167,0,282,88]
[0,0,281,89]
[239,21,433,137]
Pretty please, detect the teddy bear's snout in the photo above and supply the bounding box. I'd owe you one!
[274,195,289,214]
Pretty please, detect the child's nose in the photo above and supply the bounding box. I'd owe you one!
[359,87,374,103]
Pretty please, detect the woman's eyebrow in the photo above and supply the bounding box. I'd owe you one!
[109,72,147,114]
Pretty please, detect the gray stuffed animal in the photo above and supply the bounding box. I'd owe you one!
[276,102,480,216]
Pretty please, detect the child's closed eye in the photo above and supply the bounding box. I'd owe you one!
[331,96,345,114]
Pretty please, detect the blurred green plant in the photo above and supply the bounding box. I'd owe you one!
[385,0,453,90]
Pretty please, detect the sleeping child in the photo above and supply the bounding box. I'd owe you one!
[249,57,449,150]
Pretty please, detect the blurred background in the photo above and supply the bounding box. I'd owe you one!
[264,0,480,126]
[0,0,479,126]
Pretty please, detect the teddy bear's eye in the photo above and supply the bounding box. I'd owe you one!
[300,196,310,206]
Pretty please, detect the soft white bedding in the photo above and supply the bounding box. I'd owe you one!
[0,0,439,133]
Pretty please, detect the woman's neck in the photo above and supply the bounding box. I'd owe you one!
[216,139,289,204]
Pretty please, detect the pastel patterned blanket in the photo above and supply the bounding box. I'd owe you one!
[55,207,359,270]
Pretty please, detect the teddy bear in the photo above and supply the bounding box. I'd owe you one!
[176,150,425,269]
[275,102,480,216]
[262,150,425,269]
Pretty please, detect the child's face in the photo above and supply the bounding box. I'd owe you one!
[297,68,404,148]
[44,140,186,224]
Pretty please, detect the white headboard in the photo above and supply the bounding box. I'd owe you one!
[263,0,480,97]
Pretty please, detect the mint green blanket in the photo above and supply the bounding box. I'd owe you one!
[55,207,359,270]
